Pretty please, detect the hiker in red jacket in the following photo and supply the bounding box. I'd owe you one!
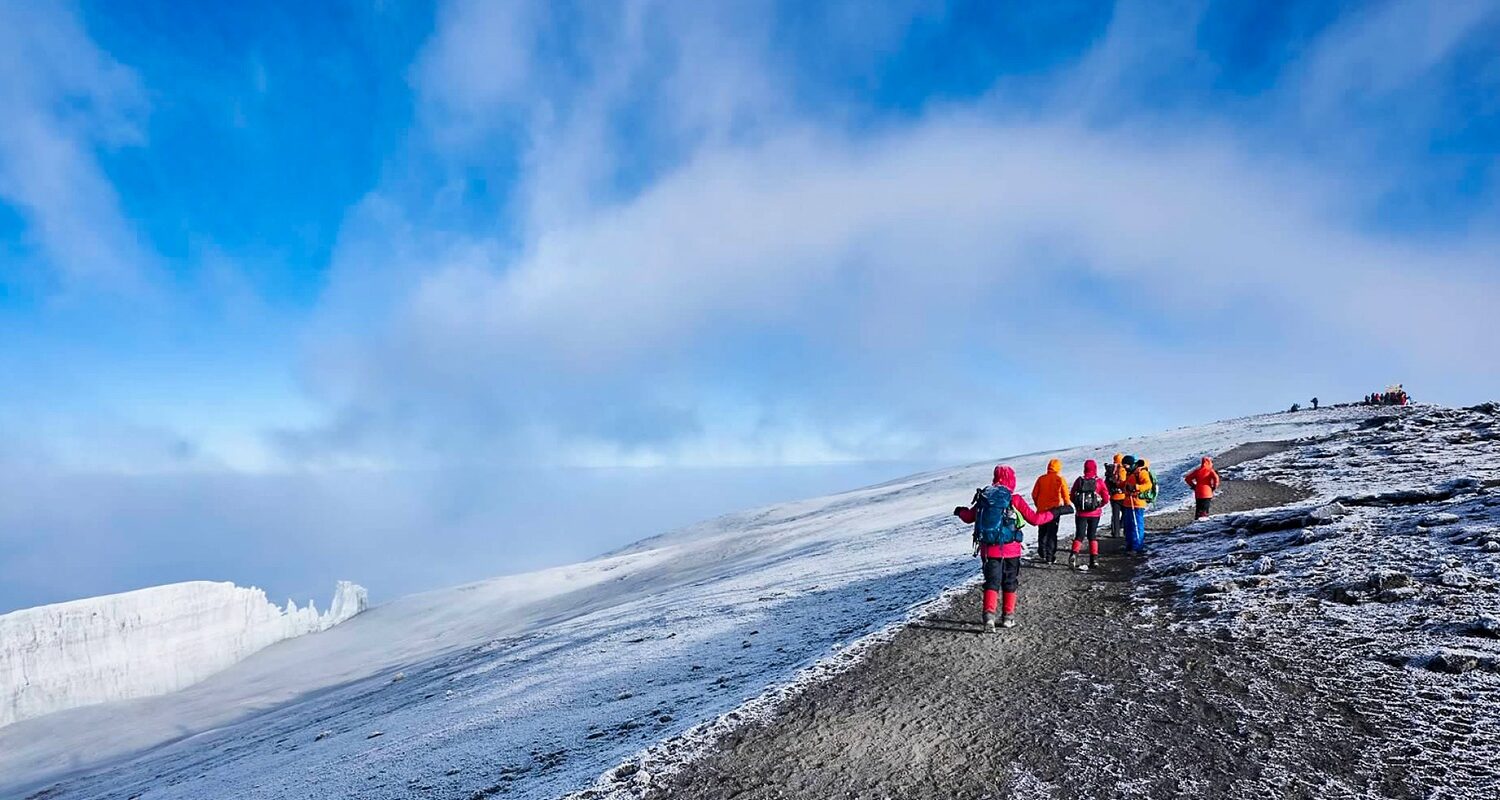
[955,465,1072,631]
[1183,457,1221,519]
[1068,459,1110,570]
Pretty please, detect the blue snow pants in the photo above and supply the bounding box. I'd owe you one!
[1124,506,1146,551]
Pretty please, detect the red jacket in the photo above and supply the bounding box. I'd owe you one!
[979,465,1055,559]
[1184,458,1220,499]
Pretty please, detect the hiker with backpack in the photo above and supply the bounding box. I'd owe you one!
[1122,456,1156,553]
[1068,459,1110,570]
[953,466,1073,631]
[1183,457,1221,520]
[1106,453,1127,538]
[1031,459,1071,565]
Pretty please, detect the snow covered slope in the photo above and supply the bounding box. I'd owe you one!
[0,409,1370,799]
[0,580,367,729]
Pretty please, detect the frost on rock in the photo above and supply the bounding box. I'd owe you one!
[0,579,366,728]
[1141,402,1500,796]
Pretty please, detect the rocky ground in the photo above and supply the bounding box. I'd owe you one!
[610,404,1500,800]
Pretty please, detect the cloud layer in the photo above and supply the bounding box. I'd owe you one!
[289,0,1500,467]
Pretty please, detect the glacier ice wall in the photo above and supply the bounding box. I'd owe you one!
[0,580,367,728]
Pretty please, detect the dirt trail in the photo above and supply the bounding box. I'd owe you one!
[1148,479,1310,530]
[640,445,1377,799]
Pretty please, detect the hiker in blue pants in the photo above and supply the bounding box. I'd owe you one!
[1122,456,1156,553]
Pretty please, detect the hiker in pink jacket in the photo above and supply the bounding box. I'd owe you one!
[956,465,1070,630]
[1068,459,1111,570]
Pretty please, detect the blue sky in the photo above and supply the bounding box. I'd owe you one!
[1,1,1497,606]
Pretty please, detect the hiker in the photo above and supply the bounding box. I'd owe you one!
[1183,457,1220,519]
[1311,397,1319,410]
[1106,453,1127,538]
[1069,459,1110,570]
[1289,402,1301,413]
[954,466,1073,631]
[1032,459,1070,565]
[1123,456,1156,553]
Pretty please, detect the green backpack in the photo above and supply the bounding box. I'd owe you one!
[1138,468,1158,504]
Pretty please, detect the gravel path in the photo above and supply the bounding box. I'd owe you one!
[640,444,1389,799]
[1148,479,1311,531]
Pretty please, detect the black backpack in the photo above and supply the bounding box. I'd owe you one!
[1071,476,1104,513]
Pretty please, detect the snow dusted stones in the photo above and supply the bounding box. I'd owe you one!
[1141,402,1500,796]
[0,580,367,728]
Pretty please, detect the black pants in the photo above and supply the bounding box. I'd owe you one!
[982,555,1021,593]
[1195,497,1212,518]
[1074,515,1100,542]
[1109,500,1124,537]
[1038,521,1060,562]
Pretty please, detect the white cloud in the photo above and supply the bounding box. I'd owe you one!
[287,0,1500,468]
[0,3,152,295]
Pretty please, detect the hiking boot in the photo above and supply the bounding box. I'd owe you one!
[983,612,996,633]
[1068,552,1077,568]
[1089,555,1098,569]
[1000,615,1016,629]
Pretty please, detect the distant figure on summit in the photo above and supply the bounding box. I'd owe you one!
[1184,457,1221,520]
[955,466,1072,631]
[1311,397,1320,410]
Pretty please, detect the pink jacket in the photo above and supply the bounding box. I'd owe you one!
[980,465,1055,559]
[1076,460,1110,519]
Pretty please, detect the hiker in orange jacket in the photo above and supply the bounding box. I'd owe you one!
[1032,459,1070,565]
[1184,457,1221,519]
[1123,457,1154,553]
[1106,453,1127,539]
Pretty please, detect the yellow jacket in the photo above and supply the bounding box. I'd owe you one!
[1108,453,1126,501]
[1128,463,1155,509]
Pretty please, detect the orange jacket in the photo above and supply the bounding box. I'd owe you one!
[1127,461,1155,509]
[1032,459,1070,511]
[1107,453,1126,500]
[1184,458,1220,500]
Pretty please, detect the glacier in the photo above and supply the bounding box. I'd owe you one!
[0,579,367,729]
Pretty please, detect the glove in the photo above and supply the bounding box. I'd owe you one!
[1052,505,1075,517]
[954,506,977,524]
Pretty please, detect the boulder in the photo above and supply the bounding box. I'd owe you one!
[1368,571,1413,591]
[1426,651,1479,674]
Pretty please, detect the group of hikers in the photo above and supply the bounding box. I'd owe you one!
[953,454,1222,631]
[1365,385,1409,406]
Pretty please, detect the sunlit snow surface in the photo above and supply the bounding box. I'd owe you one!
[1,408,1396,799]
